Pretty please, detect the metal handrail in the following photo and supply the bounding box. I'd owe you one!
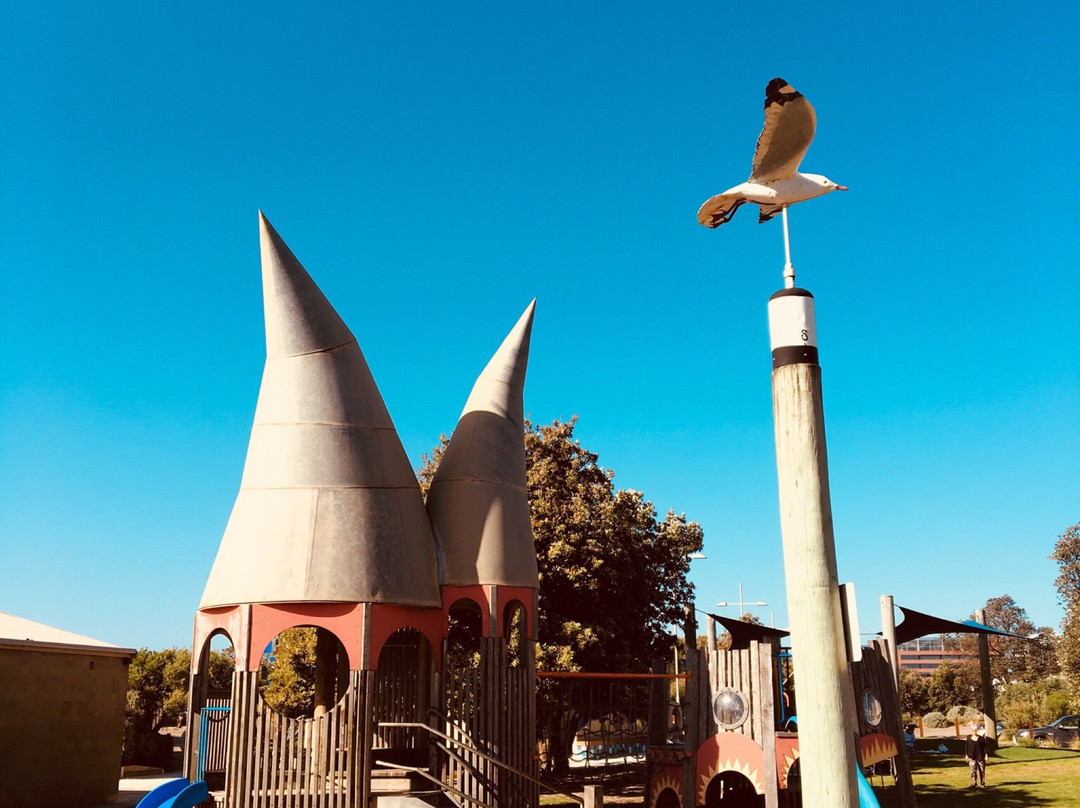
[373,759,468,807]
[378,720,584,806]
[424,706,530,807]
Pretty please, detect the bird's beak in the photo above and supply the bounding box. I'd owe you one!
[836,185,849,191]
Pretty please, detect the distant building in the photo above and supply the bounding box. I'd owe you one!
[897,634,975,676]
[0,611,134,808]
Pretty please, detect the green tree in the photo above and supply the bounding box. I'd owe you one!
[898,667,931,721]
[124,647,232,765]
[525,418,703,671]
[926,660,981,714]
[943,595,1057,684]
[997,678,1073,730]
[260,628,318,718]
[1051,522,1080,700]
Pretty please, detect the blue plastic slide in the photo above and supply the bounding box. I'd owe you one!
[134,777,209,808]
[134,779,188,808]
[160,779,209,808]
[856,766,882,808]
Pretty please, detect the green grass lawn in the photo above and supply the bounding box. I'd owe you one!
[871,745,1080,808]
[540,746,1080,806]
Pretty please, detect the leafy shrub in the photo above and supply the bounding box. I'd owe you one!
[946,705,982,723]
[1046,690,1072,718]
[923,711,949,728]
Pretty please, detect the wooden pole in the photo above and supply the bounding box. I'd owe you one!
[681,608,699,808]
[584,784,604,807]
[880,595,900,691]
[769,286,859,808]
[975,608,998,745]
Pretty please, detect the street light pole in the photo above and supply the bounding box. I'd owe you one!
[715,582,768,618]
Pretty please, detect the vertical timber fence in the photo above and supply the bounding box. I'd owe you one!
[223,670,374,808]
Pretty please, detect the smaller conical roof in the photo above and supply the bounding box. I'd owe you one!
[426,301,538,588]
[200,213,440,609]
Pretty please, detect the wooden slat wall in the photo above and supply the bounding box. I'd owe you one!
[850,639,916,808]
[222,669,369,808]
[203,698,231,774]
[372,632,423,752]
[702,641,781,808]
[441,637,536,808]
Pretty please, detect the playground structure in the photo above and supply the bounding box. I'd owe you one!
[180,216,953,808]
[643,613,914,808]
[185,214,539,807]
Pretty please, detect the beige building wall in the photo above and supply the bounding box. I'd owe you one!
[0,647,130,808]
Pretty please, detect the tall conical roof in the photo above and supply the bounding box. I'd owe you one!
[426,301,538,588]
[200,213,440,609]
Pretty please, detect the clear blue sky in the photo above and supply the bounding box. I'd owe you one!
[2,3,1076,651]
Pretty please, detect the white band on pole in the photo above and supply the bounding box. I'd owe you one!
[768,288,818,367]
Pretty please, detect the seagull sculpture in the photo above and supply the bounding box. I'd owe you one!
[698,78,846,229]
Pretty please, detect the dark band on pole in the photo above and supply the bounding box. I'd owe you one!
[768,287,819,369]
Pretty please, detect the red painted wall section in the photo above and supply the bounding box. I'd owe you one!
[695,731,767,799]
[368,603,444,670]
[247,603,367,671]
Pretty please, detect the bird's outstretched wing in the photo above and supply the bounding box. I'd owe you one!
[750,78,816,181]
[698,193,746,228]
[758,203,784,223]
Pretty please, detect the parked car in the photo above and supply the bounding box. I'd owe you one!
[1015,714,1080,747]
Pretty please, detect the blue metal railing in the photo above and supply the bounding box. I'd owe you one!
[196,706,231,782]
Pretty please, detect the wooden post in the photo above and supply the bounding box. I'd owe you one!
[707,615,717,652]
[681,609,699,808]
[975,608,998,746]
[648,658,669,747]
[584,784,604,807]
[880,595,900,691]
[769,286,859,808]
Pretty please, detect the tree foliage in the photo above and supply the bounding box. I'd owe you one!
[537,418,702,670]
[259,627,318,718]
[942,595,1057,684]
[996,678,1073,730]
[1051,522,1080,699]
[898,667,931,720]
[124,646,232,765]
[926,661,981,713]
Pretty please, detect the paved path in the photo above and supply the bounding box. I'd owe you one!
[86,772,184,808]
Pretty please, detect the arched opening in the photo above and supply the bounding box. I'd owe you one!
[704,771,765,807]
[190,631,236,787]
[373,627,437,768]
[655,787,681,808]
[257,626,350,718]
[786,760,803,808]
[446,597,484,670]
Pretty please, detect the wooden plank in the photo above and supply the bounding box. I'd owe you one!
[758,643,779,808]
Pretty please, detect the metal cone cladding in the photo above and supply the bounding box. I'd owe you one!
[199,214,439,609]
[426,301,539,588]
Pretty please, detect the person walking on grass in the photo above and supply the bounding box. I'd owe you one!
[965,724,989,788]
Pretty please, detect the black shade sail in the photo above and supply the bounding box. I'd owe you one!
[893,606,1028,645]
[707,614,790,650]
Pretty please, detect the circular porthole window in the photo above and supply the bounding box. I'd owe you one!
[863,690,883,727]
[712,688,749,730]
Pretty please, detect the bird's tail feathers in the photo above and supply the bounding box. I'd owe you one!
[698,194,745,228]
